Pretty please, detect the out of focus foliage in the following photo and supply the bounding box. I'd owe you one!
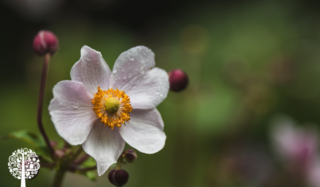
[1,0,320,186]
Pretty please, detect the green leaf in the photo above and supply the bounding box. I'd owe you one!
[1,130,45,147]
[85,171,97,181]
[1,130,52,162]
[81,156,96,167]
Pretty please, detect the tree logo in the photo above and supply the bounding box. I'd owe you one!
[8,148,40,180]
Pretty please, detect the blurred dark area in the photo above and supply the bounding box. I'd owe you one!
[3,0,320,186]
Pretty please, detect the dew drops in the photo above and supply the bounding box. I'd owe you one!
[113,69,117,73]
[160,94,163,97]
[130,58,134,61]
[155,92,159,95]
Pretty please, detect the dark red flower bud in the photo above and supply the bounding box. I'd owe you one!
[168,69,189,92]
[108,169,129,186]
[124,149,137,163]
[33,30,59,56]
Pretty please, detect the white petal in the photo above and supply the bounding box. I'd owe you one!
[119,108,166,154]
[71,45,112,96]
[49,81,97,145]
[109,46,169,109]
[83,121,125,176]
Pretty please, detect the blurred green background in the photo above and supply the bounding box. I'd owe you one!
[2,0,320,186]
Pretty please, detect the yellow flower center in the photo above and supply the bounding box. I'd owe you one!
[92,87,132,129]
[104,97,120,114]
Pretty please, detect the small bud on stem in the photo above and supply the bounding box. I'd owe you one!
[168,69,189,92]
[33,30,59,56]
[124,149,137,163]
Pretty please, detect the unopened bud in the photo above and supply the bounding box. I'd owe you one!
[108,169,129,187]
[124,149,137,163]
[33,30,59,56]
[50,140,57,148]
[168,69,189,92]
[54,149,65,159]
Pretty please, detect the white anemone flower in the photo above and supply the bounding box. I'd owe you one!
[49,46,169,176]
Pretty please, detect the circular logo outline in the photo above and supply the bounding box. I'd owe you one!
[8,148,40,180]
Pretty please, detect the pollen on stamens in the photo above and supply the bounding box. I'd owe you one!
[92,87,133,129]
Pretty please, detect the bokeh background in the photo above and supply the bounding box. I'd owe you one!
[2,0,320,186]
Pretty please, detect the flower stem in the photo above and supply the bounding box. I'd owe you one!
[37,53,55,160]
[52,168,66,187]
[73,154,90,165]
[69,165,97,172]
[116,159,121,170]
[78,165,97,172]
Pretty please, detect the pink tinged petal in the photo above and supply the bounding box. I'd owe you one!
[307,159,320,187]
[49,81,97,145]
[82,121,125,176]
[119,108,166,154]
[271,117,319,163]
[271,122,298,158]
[109,46,169,109]
[71,45,112,96]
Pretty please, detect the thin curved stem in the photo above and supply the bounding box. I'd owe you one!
[73,154,90,165]
[69,165,97,172]
[78,165,97,172]
[37,53,55,160]
[116,157,122,170]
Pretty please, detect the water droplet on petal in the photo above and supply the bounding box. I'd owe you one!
[160,94,163,97]
[130,58,134,61]
[113,69,117,73]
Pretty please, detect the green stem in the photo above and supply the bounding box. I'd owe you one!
[52,168,66,187]
[116,160,121,170]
